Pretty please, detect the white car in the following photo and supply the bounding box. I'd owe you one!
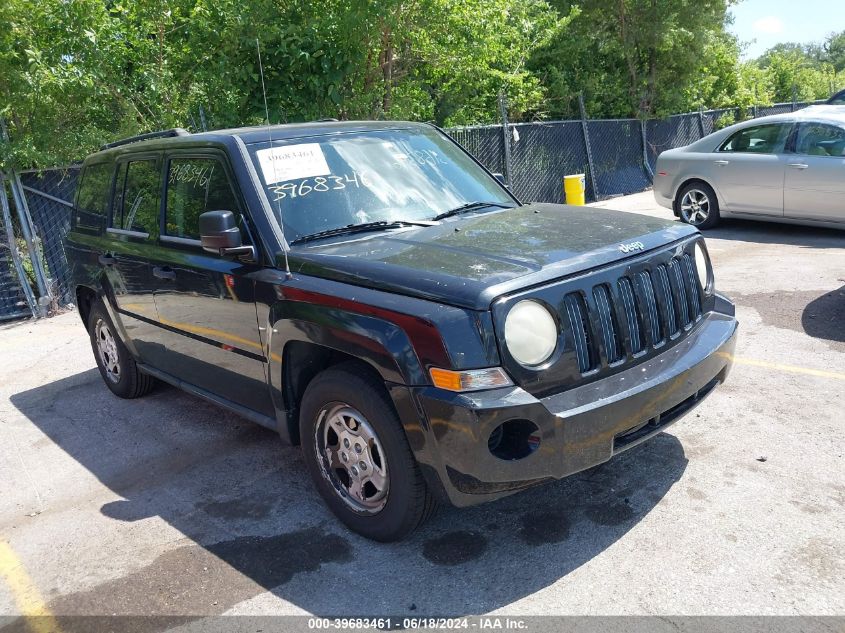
[654,105,845,230]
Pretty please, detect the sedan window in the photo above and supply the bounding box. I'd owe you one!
[794,123,845,157]
[718,124,791,154]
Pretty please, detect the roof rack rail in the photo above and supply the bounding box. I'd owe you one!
[100,128,190,151]
[317,118,339,122]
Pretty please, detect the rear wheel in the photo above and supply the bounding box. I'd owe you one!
[676,182,720,229]
[88,300,155,398]
[299,364,436,541]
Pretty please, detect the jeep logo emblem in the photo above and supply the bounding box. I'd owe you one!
[619,241,645,254]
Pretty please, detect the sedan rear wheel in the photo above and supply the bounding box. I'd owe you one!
[676,182,720,229]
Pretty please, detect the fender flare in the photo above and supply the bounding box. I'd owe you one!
[266,300,434,442]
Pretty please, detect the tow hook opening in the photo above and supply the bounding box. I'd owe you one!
[488,419,541,460]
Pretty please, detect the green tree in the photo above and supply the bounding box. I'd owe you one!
[753,39,843,102]
[823,30,845,74]
[1,0,563,168]
[408,0,564,124]
[530,0,738,119]
[0,0,136,169]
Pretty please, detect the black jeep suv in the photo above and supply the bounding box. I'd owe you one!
[66,121,737,541]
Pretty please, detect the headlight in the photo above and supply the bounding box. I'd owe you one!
[504,300,558,366]
[694,241,713,294]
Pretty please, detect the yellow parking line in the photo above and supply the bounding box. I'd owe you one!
[719,352,845,381]
[0,541,60,633]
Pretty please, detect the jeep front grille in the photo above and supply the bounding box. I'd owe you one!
[564,293,596,373]
[592,284,623,364]
[617,277,643,354]
[564,253,703,374]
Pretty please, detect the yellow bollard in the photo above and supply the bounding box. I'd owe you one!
[564,173,586,206]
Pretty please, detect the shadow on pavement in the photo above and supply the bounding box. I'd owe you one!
[10,369,688,624]
[705,218,845,248]
[802,285,845,344]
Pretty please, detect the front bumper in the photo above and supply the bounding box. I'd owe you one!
[653,187,674,211]
[407,306,738,507]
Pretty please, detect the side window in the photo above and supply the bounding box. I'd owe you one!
[114,160,160,238]
[76,163,113,229]
[795,123,845,157]
[165,158,240,240]
[719,124,791,154]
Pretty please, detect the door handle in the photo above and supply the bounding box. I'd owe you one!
[152,266,176,280]
[713,160,729,166]
[98,254,115,266]
[788,163,809,170]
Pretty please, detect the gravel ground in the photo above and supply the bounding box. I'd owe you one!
[1,192,843,624]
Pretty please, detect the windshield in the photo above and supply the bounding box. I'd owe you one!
[247,127,515,244]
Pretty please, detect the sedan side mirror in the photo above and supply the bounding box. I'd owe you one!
[199,210,255,260]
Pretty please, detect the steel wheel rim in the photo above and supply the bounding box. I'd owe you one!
[680,189,710,225]
[94,318,121,384]
[314,403,389,514]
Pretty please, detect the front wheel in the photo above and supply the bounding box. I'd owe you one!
[675,182,720,229]
[299,364,436,541]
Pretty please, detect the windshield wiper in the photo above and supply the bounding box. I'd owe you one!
[432,201,515,221]
[290,220,438,245]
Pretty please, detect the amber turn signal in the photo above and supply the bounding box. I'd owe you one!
[429,367,513,392]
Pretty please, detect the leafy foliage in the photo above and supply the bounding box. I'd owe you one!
[530,0,737,119]
[0,0,561,167]
[753,37,844,103]
[0,0,843,169]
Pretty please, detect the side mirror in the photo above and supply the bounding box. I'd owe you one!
[492,172,510,189]
[199,210,255,260]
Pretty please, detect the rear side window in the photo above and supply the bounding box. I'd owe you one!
[165,157,240,240]
[114,160,161,238]
[76,163,113,229]
[795,123,845,157]
[719,124,791,154]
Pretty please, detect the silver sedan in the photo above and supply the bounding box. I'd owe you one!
[654,105,845,230]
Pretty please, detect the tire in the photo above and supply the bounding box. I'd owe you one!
[88,299,156,399]
[299,363,436,541]
[675,181,721,229]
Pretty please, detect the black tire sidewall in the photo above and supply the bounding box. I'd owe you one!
[676,182,720,230]
[88,301,137,399]
[299,367,424,541]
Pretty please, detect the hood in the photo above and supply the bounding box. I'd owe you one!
[287,204,697,310]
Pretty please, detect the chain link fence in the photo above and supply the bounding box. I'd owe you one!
[0,177,35,321]
[446,125,507,180]
[644,113,706,173]
[17,168,80,305]
[0,167,80,320]
[0,250,30,320]
[0,99,828,320]
[511,121,592,202]
[445,99,825,202]
[588,119,653,197]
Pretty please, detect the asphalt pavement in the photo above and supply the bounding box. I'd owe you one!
[1,192,843,624]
